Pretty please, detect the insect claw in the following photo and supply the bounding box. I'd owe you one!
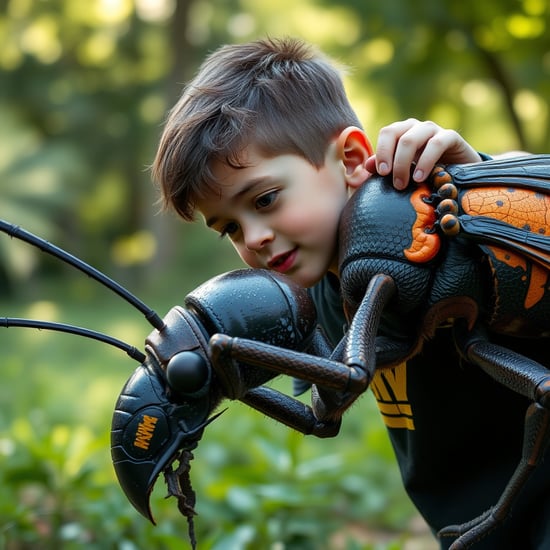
[439,507,497,549]
[164,449,198,549]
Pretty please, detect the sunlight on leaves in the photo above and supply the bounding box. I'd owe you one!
[20,15,62,63]
[506,13,545,38]
[111,230,157,266]
[361,38,395,66]
[514,89,545,120]
[135,0,176,22]
[227,12,257,38]
[78,171,127,227]
[0,108,41,171]
[96,0,133,24]
[523,0,547,15]
[7,0,33,18]
[461,80,492,107]
[187,1,215,45]
[139,93,167,123]
[25,301,61,322]
[66,0,133,26]
[77,31,117,66]
[0,39,23,70]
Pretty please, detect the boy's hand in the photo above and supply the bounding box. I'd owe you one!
[366,118,482,190]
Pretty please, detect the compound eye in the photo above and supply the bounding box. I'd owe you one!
[166,351,209,394]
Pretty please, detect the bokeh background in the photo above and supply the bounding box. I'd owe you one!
[0,0,548,548]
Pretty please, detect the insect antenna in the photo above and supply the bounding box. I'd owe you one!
[0,219,165,330]
[0,317,147,362]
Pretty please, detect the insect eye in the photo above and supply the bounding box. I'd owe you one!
[166,351,209,394]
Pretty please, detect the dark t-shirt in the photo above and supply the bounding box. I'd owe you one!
[309,274,550,549]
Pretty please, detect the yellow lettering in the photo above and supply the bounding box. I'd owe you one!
[133,414,159,450]
[377,401,412,417]
[383,415,415,430]
[371,372,391,401]
[382,365,408,402]
[371,364,415,430]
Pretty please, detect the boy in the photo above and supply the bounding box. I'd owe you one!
[152,37,550,549]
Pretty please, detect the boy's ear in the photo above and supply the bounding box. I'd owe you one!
[336,126,374,188]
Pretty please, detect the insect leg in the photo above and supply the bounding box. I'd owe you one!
[441,321,550,548]
[441,402,550,550]
[208,274,399,435]
[240,386,342,437]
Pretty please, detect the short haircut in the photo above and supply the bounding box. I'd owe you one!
[152,37,361,220]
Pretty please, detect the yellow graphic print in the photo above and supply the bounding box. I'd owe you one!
[133,414,159,450]
[371,363,414,430]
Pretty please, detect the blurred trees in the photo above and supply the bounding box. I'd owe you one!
[0,0,548,293]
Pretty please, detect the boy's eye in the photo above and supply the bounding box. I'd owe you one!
[255,190,278,209]
[219,221,239,239]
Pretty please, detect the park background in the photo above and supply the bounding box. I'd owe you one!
[0,0,548,548]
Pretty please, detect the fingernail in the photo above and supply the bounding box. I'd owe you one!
[413,169,424,181]
[394,177,404,189]
[379,162,389,174]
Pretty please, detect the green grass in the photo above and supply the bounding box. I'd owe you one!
[0,280,424,549]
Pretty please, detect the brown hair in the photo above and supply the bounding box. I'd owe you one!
[152,37,361,220]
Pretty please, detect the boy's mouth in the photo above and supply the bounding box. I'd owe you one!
[268,248,298,274]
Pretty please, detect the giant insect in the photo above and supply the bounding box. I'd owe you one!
[2,154,550,550]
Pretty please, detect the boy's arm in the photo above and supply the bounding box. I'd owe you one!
[366,118,485,190]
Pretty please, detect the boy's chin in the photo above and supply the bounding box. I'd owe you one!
[285,271,325,289]
[261,260,329,288]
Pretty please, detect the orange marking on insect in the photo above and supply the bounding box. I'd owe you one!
[488,246,548,309]
[461,188,550,234]
[430,165,452,189]
[490,247,527,271]
[404,183,440,263]
[525,263,548,309]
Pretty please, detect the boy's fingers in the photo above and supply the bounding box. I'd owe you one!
[377,119,441,188]
[375,118,421,175]
[375,120,481,190]
[365,155,378,174]
[391,123,441,188]
[411,139,451,182]
[412,130,481,181]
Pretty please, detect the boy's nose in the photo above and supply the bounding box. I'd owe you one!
[244,225,273,251]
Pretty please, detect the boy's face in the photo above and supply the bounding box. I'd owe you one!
[195,142,353,288]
